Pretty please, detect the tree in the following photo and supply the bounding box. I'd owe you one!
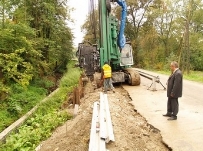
[82,0,203,71]
[188,0,203,71]
[0,0,74,96]
[81,9,99,44]
[124,0,153,65]
[0,22,41,87]
[178,0,199,74]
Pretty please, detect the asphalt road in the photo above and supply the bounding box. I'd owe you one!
[123,69,203,151]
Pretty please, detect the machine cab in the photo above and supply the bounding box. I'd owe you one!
[120,43,134,66]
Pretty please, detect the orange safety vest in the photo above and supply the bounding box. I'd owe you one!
[102,64,112,78]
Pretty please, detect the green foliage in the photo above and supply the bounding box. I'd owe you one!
[0,84,47,132]
[5,84,47,117]
[0,109,15,132]
[0,50,34,87]
[164,52,179,70]
[31,77,55,90]
[190,33,203,70]
[6,98,23,117]
[81,9,100,44]
[1,110,70,151]
[0,81,10,95]
[60,65,81,88]
[0,63,81,150]
[119,0,203,71]
[0,23,41,87]
[190,52,203,71]
[0,0,75,134]
[183,71,203,82]
[0,0,74,90]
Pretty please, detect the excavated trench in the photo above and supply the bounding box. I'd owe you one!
[37,81,171,151]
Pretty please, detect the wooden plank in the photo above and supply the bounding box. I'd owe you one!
[74,87,80,105]
[73,88,76,107]
[74,104,79,117]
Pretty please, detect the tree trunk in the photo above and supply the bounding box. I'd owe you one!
[185,19,190,74]
[2,0,5,28]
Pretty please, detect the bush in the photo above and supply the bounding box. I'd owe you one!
[164,52,179,70]
[1,110,71,151]
[154,62,164,70]
[0,84,47,132]
[6,84,47,116]
[0,62,81,150]
[31,77,55,90]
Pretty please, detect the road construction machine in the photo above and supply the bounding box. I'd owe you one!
[76,0,140,86]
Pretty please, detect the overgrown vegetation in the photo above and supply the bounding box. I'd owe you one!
[0,1,81,150]
[0,0,74,98]
[0,0,76,140]
[0,63,81,151]
[0,84,47,132]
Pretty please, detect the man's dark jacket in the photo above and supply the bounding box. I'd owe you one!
[167,69,183,98]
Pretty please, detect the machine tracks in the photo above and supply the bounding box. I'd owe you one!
[124,68,141,86]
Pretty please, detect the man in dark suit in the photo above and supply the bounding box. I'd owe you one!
[163,61,183,120]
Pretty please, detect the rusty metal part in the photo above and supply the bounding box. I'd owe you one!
[75,88,80,105]
[82,77,89,82]
[94,72,102,88]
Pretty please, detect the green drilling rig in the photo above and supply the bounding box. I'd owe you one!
[76,0,140,86]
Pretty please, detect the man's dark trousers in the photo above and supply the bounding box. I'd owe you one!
[167,97,179,116]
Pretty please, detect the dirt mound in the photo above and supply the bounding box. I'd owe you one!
[38,82,169,151]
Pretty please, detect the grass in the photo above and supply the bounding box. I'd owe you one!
[0,85,47,132]
[183,71,203,83]
[0,61,81,151]
[155,70,203,83]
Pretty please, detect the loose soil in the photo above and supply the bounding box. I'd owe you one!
[38,82,170,151]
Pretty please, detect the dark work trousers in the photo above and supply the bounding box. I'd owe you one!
[103,78,114,92]
[167,97,179,117]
